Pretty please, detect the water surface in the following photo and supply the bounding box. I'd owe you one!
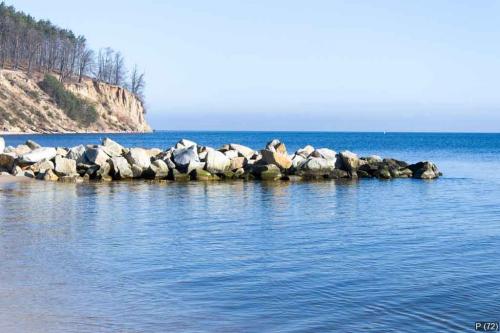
[1,132,499,332]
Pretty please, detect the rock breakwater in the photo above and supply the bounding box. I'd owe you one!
[0,137,442,183]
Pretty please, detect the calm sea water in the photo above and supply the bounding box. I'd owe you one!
[1,131,499,332]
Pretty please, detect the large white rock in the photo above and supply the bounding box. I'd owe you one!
[223,150,239,159]
[54,155,77,176]
[205,150,231,173]
[85,146,110,167]
[173,146,199,167]
[312,148,337,161]
[291,154,306,168]
[0,137,5,153]
[20,147,57,163]
[297,157,335,175]
[261,149,292,169]
[229,144,255,159]
[109,156,133,179]
[175,139,197,149]
[125,148,151,170]
[295,145,315,158]
[67,145,88,164]
[102,138,124,157]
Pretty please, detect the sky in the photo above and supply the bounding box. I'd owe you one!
[7,0,500,131]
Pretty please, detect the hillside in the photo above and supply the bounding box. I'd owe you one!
[0,69,151,133]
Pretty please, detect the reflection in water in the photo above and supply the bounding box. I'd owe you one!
[0,175,499,332]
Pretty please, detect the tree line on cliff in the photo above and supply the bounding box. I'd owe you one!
[0,2,145,100]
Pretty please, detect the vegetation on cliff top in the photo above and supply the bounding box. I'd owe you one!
[0,2,145,100]
[38,74,97,125]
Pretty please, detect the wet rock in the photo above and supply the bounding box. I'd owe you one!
[191,168,219,181]
[20,147,57,164]
[408,161,441,179]
[40,169,59,181]
[170,168,190,181]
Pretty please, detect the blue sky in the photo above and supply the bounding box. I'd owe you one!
[8,0,500,131]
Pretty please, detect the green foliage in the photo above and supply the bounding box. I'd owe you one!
[38,75,97,125]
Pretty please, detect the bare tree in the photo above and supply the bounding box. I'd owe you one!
[129,64,145,100]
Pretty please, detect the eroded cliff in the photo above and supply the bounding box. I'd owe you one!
[0,69,152,133]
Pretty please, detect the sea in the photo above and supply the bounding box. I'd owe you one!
[0,131,499,332]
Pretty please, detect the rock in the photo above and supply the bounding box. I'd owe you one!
[102,137,124,157]
[234,168,245,178]
[12,144,31,155]
[30,159,54,173]
[85,146,110,167]
[18,170,35,178]
[375,165,392,179]
[364,155,383,163]
[20,147,57,164]
[266,139,287,154]
[230,157,247,170]
[258,164,282,181]
[109,156,133,179]
[176,139,197,149]
[25,140,41,150]
[67,145,88,164]
[125,148,151,170]
[223,150,239,159]
[339,150,361,176]
[146,148,162,158]
[205,150,231,173]
[59,175,83,183]
[0,137,4,153]
[291,154,306,169]
[261,149,292,170]
[0,153,16,172]
[40,169,59,181]
[164,157,176,170]
[191,168,219,181]
[94,161,111,179]
[173,146,199,167]
[56,147,68,156]
[229,144,255,159]
[144,159,169,179]
[408,161,441,179]
[170,168,190,181]
[296,157,335,178]
[295,145,314,158]
[54,156,77,177]
[131,164,144,178]
[312,148,337,160]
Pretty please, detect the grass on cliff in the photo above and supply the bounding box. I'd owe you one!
[38,75,98,125]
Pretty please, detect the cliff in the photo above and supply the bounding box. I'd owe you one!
[0,69,152,133]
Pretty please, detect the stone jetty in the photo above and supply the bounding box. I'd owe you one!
[0,137,441,183]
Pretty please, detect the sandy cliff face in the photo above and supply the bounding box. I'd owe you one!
[0,69,152,133]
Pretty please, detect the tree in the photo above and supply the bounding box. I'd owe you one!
[129,64,145,101]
